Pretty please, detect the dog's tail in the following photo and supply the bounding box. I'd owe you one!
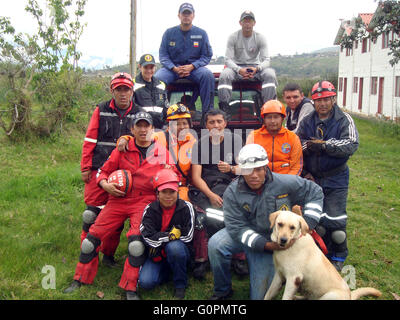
[350,287,382,300]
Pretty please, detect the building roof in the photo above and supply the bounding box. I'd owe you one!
[359,13,374,29]
[333,12,374,45]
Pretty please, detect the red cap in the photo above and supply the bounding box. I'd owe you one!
[110,72,134,90]
[153,169,180,191]
[157,182,179,192]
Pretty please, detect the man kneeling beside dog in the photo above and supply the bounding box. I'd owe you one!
[208,144,381,300]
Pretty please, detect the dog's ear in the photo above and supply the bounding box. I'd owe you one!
[299,216,309,236]
[291,205,302,216]
[269,211,281,229]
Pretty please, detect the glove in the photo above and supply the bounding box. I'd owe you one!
[169,226,181,241]
[306,139,326,153]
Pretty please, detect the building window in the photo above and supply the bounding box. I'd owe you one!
[382,31,390,49]
[371,77,378,95]
[339,78,343,92]
[353,77,358,93]
[346,47,353,56]
[362,38,368,53]
[395,76,400,97]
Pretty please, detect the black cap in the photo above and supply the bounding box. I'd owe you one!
[240,10,255,21]
[179,3,194,14]
[133,111,153,126]
[139,54,156,67]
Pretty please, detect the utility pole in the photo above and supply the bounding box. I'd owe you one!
[130,0,137,77]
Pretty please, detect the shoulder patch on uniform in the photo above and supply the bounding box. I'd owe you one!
[277,194,288,199]
[242,203,251,213]
[281,143,291,154]
[279,204,290,211]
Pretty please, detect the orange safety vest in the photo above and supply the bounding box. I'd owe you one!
[246,126,303,175]
[153,130,196,201]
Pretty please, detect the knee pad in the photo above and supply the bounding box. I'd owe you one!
[315,225,326,237]
[79,233,101,263]
[82,209,97,225]
[331,230,347,245]
[82,206,101,232]
[128,235,147,267]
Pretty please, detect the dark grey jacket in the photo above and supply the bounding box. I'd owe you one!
[223,170,324,252]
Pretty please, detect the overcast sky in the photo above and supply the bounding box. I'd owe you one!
[2,0,379,69]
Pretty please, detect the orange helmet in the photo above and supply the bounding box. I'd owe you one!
[110,72,134,90]
[261,100,286,118]
[166,103,191,121]
[311,81,336,100]
[153,169,180,192]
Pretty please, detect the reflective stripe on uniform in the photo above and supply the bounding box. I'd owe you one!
[206,208,224,222]
[156,83,166,90]
[304,202,322,219]
[262,83,276,89]
[134,83,146,90]
[218,84,233,90]
[241,229,258,247]
[97,142,117,147]
[320,213,347,221]
[99,112,118,117]
[141,106,164,113]
[84,137,97,143]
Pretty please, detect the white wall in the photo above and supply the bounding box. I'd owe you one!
[337,32,400,120]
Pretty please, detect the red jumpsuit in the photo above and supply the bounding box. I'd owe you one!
[73,138,178,292]
[80,100,135,256]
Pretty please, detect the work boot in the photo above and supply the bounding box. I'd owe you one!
[126,290,140,300]
[174,288,186,299]
[63,280,81,294]
[232,258,249,276]
[102,255,117,268]
[192,261,208,280]
[209,289,233,300]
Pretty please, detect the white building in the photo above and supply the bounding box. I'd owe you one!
[334,13,400,120]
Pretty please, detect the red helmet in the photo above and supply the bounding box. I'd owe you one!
[311,81,336,100]
[261,100,286,118]
[153,169,180,192]
[110,72,134,90]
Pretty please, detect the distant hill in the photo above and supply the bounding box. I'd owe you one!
[270,50,339,79]
[84,47,339,80]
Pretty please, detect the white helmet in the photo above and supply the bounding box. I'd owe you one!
[238,144,269,169]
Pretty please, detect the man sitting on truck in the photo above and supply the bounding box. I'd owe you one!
[155,3,214,121]
[217,10,278,112]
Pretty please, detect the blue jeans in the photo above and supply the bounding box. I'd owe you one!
[139,240,190,290]
[208,228,275,300]
[155,66,215,114]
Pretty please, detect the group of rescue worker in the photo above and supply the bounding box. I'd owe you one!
[63,3,359,300]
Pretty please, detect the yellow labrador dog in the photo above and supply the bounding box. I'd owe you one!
[264,210,381,300]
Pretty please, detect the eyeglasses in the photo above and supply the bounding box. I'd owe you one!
[239,156,267,165]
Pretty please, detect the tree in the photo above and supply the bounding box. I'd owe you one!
[339,0,400,66]
[0,0,87,138]
[368,0,400,66]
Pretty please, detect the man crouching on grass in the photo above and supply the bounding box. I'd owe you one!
[208,144,324,300]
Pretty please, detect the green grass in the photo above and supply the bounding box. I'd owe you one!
[0,116,399,300]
